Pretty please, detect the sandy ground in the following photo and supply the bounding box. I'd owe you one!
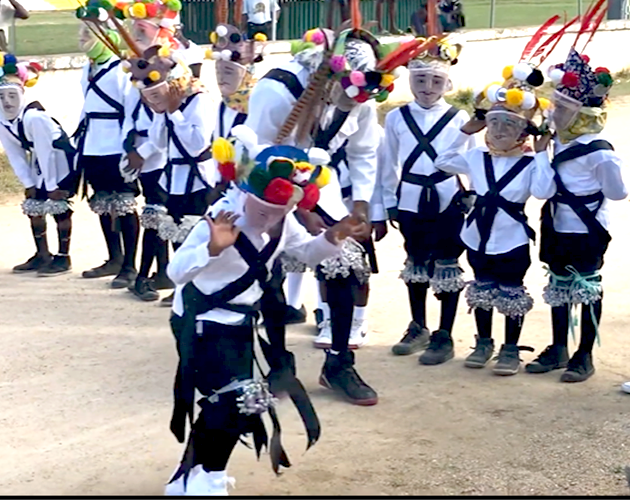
[2,106,630,496]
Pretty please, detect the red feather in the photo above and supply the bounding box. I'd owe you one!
[531,14,579,65]
[350,0,362,31]
[520,15,561,62]
[427,0,439,37]
[572,0,608,48]
[581,3,608,52]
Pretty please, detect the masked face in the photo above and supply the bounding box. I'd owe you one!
[141,81,170,113]
[485,110,527,152]
[132,20,160,53]
[78,24,97,53]
[215,60,247,97]
[243,193,290,234]
[551,90,583,132]
[0,86,24,121]
[410,70,450,108]
[331,81,358,112]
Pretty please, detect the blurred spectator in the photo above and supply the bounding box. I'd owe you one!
[410,1,428,36]
[326,0,350,29]
[0,0,29,52]
[243,0,280,40]
[439,0,465,32]
[376,0,402,34]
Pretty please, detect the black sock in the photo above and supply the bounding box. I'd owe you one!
[192,419,239,472]
[407,282,429,328]
[327,277,354,353]
[156,237,169,275]
[172,241,182,252]
[30,216,50,257]
[551,305,570,347]
[474,308,493,339]
[119,212,139,271]
[505,316,524,345]
[578,299,602,354]
[99,215,123,263]
[53,211,72,255]
[139,228,158,278]
[438,291,460,333]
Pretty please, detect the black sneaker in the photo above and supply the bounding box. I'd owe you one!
[37,255,72,277]
[285,305,307,325]
[150,272,174,290]
[560,350,595,383]
[13,253,52,274]
[525,344,569,374]
[493,344,534,376]
[161,292,175,308]
[391,321,430,356]
[82,260,122,279]
[111,267,138,289]
[465,336,495,368]
[319,350,378,406]
[418,329,454,365]
[132,276,160,302]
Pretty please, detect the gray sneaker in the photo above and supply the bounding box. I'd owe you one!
[493,344,534,376]
[391,321,430,356]
[465,336,495,368]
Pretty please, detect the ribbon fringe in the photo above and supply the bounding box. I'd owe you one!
[542,265,603,307]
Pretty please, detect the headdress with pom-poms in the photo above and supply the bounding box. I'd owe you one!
[113,0,182,50]
[547,0,612,107]
[0,54,41,89]
[212,124,332,211]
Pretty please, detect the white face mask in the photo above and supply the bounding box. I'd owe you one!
[132,20,160,53]
[0,86,24,121]
[141,81,170,114]
[410,70,450,108]
[243,193,290,234]
[551,90,583,131]
[485,110,527,152]
[78,24,97,53]
[215,60,247,97]
[331,81,357,112]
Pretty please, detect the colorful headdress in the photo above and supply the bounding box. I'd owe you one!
[0,54,41,89]
[124,45,180,89]
[407,38,461,74]
[212,125,332,211]
[207,24,264,65]
[114,0,181,29]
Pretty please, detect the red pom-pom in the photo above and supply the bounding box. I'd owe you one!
[355,90,369,103]
[297,183,320,211]
[145,3,159,17]
[581,54,590,64]
[28,61,43,72]
[561,71,579,88]
[594,66,610,74]
[218,162,236,181]
[386,83,395,93]
[263,178,294,205]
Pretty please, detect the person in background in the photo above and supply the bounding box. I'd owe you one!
[326,0,349,30]
[376,0,402,35]
[0,0,28,53]
[242,0,280,40]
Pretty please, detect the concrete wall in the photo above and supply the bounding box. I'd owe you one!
[24,20,630,134]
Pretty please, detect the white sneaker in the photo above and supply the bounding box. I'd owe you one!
[313,319,332,349]
[622,381,630,394]
[184,470,235,496]
[349,318,368,349]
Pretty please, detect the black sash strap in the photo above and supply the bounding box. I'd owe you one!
[313,108,350,150]
[467,153,535,254]
[262,68,305,101]
[216,101,247,139]
[85,59,124,121]
[124,100,153,153]
[397,105,460,217]
[541,140,613,245]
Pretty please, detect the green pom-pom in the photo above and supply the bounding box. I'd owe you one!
[166,0,182,10]
[268,159,294,180]
[247,167,272,197]
[597,72,613,87]
[375,90,389,103]
[99,0,114,10]
[290,40,315,55]
[4,63,17,75]
[75,6,87,18]
[376,42,398,59]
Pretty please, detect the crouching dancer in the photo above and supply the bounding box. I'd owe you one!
[164,127,363,496]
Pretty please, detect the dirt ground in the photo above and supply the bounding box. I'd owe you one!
[2,105,630,497]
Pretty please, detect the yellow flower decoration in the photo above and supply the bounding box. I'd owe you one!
[505,88,524,107]
[538,97,551,111]
[131,2,147,18]
[204,48,213,59]
[158,46,170,58]
[211,137,235,164]
[380,73,395,87]
[209,32,218,44]
[502,65,514,81]
[253,32,267,42]
[148,70,161,82]
[315,166,331,188]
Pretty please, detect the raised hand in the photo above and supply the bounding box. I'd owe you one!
[534,130,553,153]
[295,207,328,236]
[326,214,370,245]
[206,211,241,257]
[127,150,145,171]
[167,85,185,114]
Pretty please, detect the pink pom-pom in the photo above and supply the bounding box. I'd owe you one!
[349,70,366,87]
[16,64,27,82]
[330,55,346,73]
[311,30,325,45]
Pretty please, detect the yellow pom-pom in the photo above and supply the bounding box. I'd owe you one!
[131,2,146,18]
[211,137,235,164]
[315,166,331,188]
[538,97,551,111]
[502,65,514,81]
[253,32,267,42]
[205,48,213,59]
[123,4,131,17]
[505,88,524,107]
[209,31,218,44]
[148,70,161,82]
[295,161,314,173]
[380,73,395,87]
[158,45,170,58]
[0,54,5,67]
[24,77,37,88]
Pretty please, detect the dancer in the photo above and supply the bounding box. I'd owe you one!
[382,38,472,363]
[434,36,554,375]
[165,129,362,495]
[246,11,434,404]
[0,56,77,276]
[75,4,140,289]
[526,8,627,382]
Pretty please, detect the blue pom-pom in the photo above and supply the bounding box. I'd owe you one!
[4,54,17,65]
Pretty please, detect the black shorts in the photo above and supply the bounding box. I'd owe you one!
[467,244,531,287]
[165,188,209,224]
[398,201,465,266]
[543,231,607,276]
[33,172,80,200]
[140,170,168,206]
[80,154,139,196]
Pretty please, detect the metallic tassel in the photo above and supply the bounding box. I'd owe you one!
[140,204,168,230]
[465,280,498,311]
[157,215,201,243]
[21,198,70,217]
[430,260,465,294]
[280,252,308,274]
[319,238,371,284]
[399,257,429,284]
[494,285,534,318]
[88,192,136,217]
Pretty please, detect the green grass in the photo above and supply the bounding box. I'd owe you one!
[15,11,80,57]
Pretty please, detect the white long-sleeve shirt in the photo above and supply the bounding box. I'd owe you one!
[139,91,214,195]
[245,59,379,208]
[208,101,248,187]
[435,131,547,255]
[370,125,387,222]
[121,88,166,174]
[78,57,134,157]
[531,133,627,234]
[381,99,475,215]
[0,107,71,191]
[168,189,341,325]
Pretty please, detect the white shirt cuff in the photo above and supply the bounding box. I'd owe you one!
[167,110,186,124]
[371,203,386,222]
